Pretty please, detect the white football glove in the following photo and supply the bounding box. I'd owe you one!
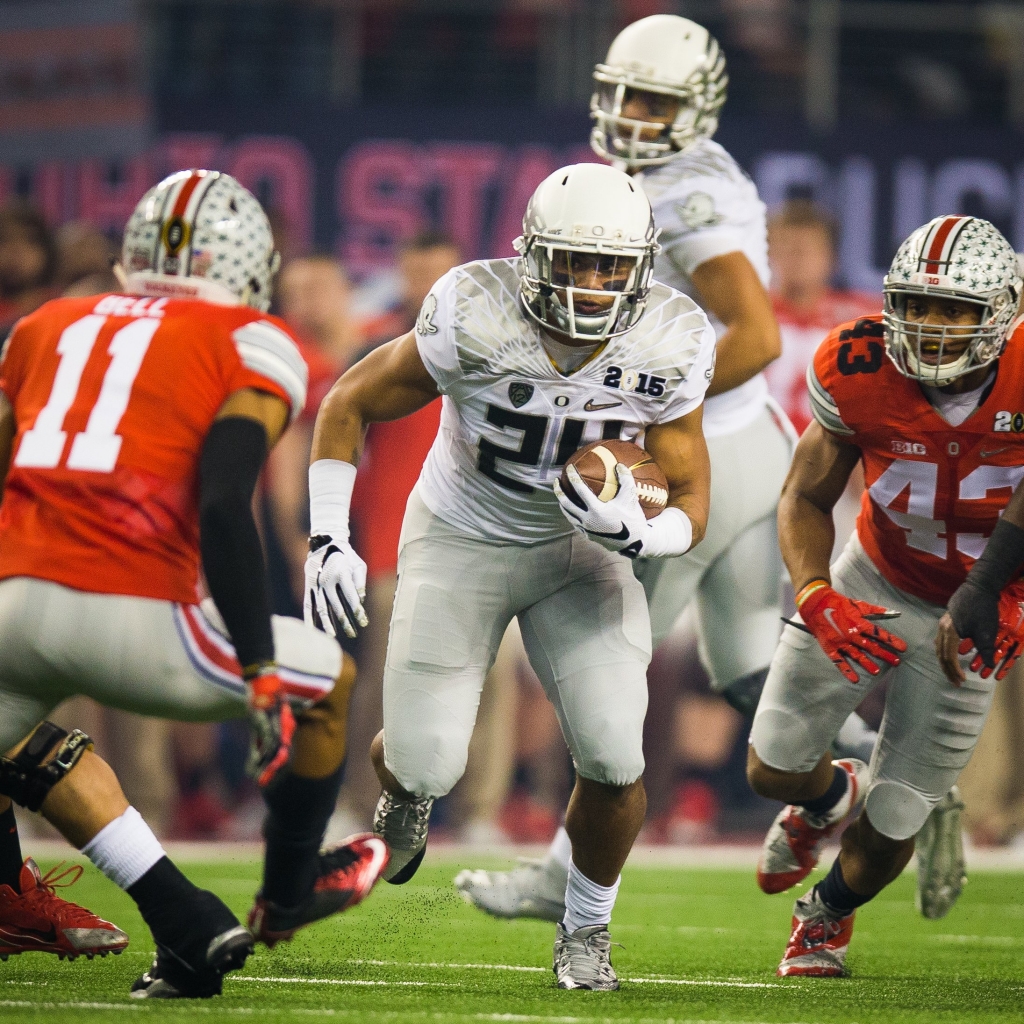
[304,535,369,639]
[554,463,649,558]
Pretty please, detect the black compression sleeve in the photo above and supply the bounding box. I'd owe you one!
[965,517,1024,596]
[199,417,274,673]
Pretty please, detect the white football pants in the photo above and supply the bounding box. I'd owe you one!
[0,577,341,753]
[751,533,997,841]
[381,487,651,798]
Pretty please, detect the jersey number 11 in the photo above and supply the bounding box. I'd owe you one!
[15,313,159,474]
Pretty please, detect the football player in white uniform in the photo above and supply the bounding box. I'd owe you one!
[455,12,951,924]
[306,163,717,989]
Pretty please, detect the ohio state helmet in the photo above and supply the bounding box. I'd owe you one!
[514,163,659,341]
[121,170,280,311]
[590,15,728,169]
[883,215,1023,385]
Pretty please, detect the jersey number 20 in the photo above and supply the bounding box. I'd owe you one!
[15,314,159,473]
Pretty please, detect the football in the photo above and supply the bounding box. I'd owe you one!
[560,439,669,520]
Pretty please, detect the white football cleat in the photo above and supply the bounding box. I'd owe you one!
[758,758,868,895]
[553,923,619,990]
[373,790,433,884]
[454,858,567,922]
[915,785,967,920]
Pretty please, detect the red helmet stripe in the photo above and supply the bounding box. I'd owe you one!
[923,215,968,274]
[170,170,206,220]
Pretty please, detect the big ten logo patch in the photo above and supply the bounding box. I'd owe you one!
[891,440,927,456]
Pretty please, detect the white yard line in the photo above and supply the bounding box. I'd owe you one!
[272,966,782,991]
[346,957,546,973]
[229,977,453,987]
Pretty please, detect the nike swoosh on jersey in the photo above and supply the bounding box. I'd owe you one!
[588,523,630,541]
[981,448,1010,457]
[584,398,623,412]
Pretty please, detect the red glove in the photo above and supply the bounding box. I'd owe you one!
[796,579,908,684]
[245,665,296,788]
[959,583,1024,681]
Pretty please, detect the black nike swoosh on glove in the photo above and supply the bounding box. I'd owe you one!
[588,523,630,541]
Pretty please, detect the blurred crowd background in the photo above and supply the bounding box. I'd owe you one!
[3,0,1024,848]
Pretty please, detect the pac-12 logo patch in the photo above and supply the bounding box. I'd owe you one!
[508,381,534,408]
[416,293,438,335]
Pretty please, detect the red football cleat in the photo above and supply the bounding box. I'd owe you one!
[757,758,868,895]
[777,888,855,976]
[0,859,128,961]
[248,833,388,948]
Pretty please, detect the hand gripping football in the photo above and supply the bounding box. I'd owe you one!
[560,440,669,520]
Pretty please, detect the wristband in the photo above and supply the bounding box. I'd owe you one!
[643,507,694,558]
[967,518,1024,597]
[309,459,357,539]
[795,578,831,610]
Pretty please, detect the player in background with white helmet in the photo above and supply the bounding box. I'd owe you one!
[306,162,717,989]
[0,170,387,997]
[456,11,913,924]
[748,216,1024,975]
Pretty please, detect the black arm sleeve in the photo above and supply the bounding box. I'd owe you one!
[963,517,1024,597]
[199,416,275,673]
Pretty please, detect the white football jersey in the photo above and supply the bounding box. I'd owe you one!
[636,138,770,438]
[414,258,716,544]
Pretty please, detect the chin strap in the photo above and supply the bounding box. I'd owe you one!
[0,722,94,812]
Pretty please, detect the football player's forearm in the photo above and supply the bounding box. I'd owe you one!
[311,384,365,467]
[705,318,781,397]
[669,490,709,547]
[1000,480,1024,532]
[311,336,439,466]
[199,417,276,672]
[647,415,710,543]
[778,490,835,591]
[691,251,780,398]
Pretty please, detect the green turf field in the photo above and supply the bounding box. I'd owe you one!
[3,854,1024,1023]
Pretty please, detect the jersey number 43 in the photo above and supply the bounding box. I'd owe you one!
[871,457,1024,560]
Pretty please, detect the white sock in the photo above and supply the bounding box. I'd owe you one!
[82,806,166,890]
[563,857,620,933]
[547,826,572,871]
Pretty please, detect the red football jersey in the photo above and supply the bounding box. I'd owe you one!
[0,293,307,603]
[809,315,1024,605]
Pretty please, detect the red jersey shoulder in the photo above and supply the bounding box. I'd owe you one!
[809,315,915,437]
[137,299,308,419]
[811,316,886,389]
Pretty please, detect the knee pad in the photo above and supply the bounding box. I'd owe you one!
[575,738,645,788]
[0,722,93,812]
[722,667,769,719]
[864,780,931,841]
[749,707,823,774]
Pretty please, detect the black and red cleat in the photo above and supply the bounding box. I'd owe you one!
[248,833,388,948]
[0,859,128,961]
